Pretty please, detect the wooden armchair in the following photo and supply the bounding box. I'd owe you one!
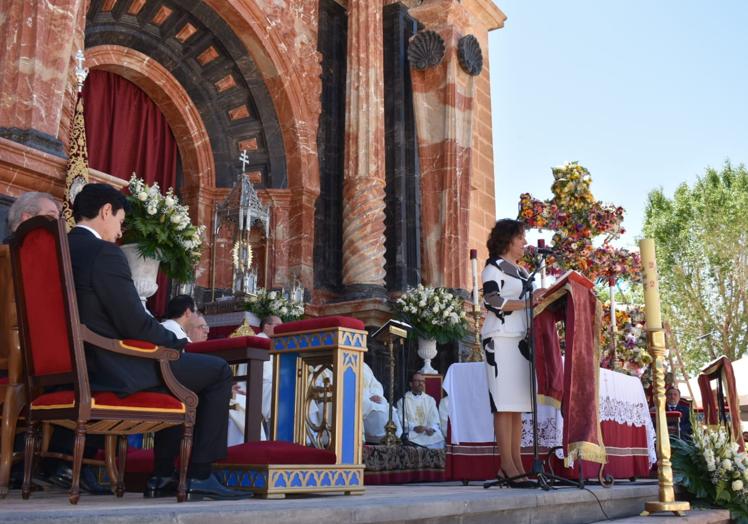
[9,217,198,504]
[0,245,25,497]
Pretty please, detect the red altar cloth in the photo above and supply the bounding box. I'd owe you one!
[445,420,651,482]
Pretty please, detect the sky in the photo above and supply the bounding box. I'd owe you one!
[488,1,748,249]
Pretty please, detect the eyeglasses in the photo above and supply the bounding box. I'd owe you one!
[197,324,209,331]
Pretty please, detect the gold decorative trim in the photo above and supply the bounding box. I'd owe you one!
[62,95,90,229]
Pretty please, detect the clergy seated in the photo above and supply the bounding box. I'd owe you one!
[227,315,280,445]
[362,362,402,444]
[395,372,445,449]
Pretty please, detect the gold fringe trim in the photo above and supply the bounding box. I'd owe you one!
[564,441,608,467]
[537,394,561,409]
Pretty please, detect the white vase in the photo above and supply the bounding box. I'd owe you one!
[417,337,438,374]
[120,243,160,313]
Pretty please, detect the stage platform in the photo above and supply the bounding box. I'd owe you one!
[0,480,690,524]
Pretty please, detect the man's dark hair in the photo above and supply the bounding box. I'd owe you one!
[409,371,424,383]
[72,183,131,222]
[165,295,196,319]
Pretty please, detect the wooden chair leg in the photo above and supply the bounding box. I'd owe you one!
[116,436,127,497]
[104,435,118,495]
[21,421,37,500]
[69,423,86,505]
[0,387,22,498]
[177,424,194,503]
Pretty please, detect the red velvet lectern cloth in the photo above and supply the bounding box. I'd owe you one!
[698,356,745,451]
[533,271,606,465]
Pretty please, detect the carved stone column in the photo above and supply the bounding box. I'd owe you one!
[341,0,387,293]
[0,0,88,156]
[408,0,504,290]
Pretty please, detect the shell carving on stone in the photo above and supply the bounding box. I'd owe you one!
[407,30,446,70]
[458,35,483,76]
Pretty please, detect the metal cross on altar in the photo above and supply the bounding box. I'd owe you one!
[239,149,249,173]
[74,50,88,93]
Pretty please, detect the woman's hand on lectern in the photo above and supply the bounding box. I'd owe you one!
[532,288,547,306]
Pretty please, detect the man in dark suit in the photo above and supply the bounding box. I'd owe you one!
[666,386,692,440]
[69,183,248,501]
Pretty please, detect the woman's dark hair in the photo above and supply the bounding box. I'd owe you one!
[486,219,525,259]
[72,183,130,222]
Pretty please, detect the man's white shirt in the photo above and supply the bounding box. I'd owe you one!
[160,318,191,342]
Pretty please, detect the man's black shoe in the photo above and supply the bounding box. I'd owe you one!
[47,464,111,495]
[186,473,252,501]
[144,474,178,498]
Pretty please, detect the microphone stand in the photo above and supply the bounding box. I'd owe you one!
[484,253,584,491]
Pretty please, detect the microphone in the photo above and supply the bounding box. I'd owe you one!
[526,245,557,257]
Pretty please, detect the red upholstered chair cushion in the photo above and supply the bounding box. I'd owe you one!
[185,335,271,354]
[218,441,337,465]
[17,228,72,376]
[274,316,365,335]
[0,376,8,385]
[120,340,158,352]
[31,390,185,412]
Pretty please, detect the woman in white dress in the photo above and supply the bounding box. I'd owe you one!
[481,219,544,485]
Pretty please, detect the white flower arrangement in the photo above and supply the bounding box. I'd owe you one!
[672,422,748,520]
[393,285,469,343]
[245,287,305,322]
[123,175,206,282]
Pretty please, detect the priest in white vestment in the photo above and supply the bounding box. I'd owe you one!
[228,315,281,445]
[362,362,402,443]
[395,372,445,449]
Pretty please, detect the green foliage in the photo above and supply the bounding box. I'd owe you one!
[394,285,469,343]
[121,176,205,283]
[643,161,748,372]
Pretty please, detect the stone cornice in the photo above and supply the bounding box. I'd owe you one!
[0,137,66,196]
[464,0,507,30]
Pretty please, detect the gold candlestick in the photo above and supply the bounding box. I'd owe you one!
[639,238,690,517]
[468,304,483,362]
[382,335,400,446]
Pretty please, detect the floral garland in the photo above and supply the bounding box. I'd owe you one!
[394,285,469,344]
[123,175,205,282]
[518,162,641,283]
[245,287,305,322]
[231,240,253,273]
[599,304,651,375]
[672,424,748,521]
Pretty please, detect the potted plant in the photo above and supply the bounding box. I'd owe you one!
[121,175,205,308]
[394,285,469,374]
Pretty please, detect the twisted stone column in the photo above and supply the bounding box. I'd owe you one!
[0,0,87,155]
[341,0,387,290]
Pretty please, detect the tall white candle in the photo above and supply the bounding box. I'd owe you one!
[639,239,663,330]
[470,249,479,306]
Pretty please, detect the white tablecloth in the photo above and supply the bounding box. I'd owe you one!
[442,363,656,465]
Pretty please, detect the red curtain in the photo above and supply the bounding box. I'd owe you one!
[82,69,178,316]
